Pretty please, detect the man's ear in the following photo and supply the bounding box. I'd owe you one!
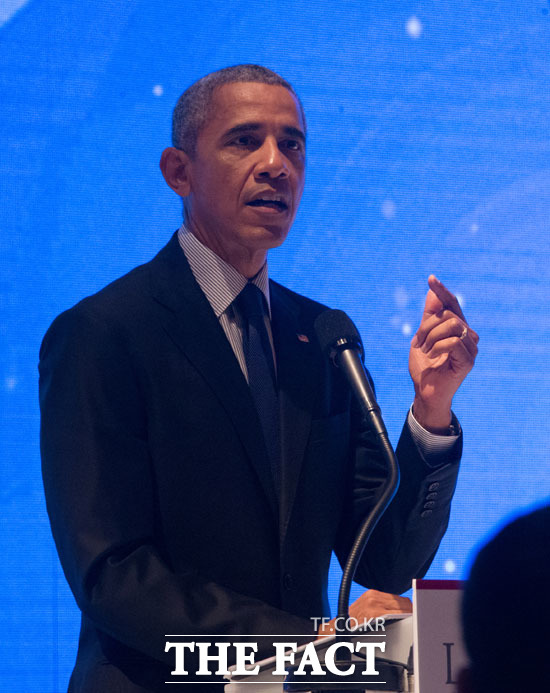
[160,147,192,197]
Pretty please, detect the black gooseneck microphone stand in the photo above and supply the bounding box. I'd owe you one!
[284,310,401,693]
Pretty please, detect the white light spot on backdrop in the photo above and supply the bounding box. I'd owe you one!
[455,293,465,309]
[0,0,30,28]
[394,286,409,309]
[152,84,164,97]
[381,199,396,219]
[5,376,17,390]
[406,16,423,39]
[470,223,479,234]
[401,322,412,336]
[444,559,457,574]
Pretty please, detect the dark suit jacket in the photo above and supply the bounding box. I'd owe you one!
[39,232,461,692]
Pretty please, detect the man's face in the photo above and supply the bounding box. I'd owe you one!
[183,82,306,271]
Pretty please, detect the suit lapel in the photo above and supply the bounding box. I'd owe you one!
[271,282,322,544]
[148,234,279,519]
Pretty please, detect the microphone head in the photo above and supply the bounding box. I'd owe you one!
[314,309,364,360]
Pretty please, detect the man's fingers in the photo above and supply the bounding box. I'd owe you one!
[418,316,474,354]
[349,590,412,621]
[414,312,479,352]
[424,336,473,363]
[467,325,480,345]
[418,321,478,364]
[414,309,460,348]
[427,275,466,322]
[414,275,479,353]
[317,591,412,637]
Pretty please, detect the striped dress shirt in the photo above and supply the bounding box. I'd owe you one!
[178,224,273,382]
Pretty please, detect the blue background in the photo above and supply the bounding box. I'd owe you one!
[1,1,549,689]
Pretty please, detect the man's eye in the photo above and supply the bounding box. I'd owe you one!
[231,135,255,147]
[285,140,303,152]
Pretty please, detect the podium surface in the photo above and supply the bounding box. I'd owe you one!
[223,580,466,693]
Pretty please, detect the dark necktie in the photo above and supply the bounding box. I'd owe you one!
[235,283,281,497]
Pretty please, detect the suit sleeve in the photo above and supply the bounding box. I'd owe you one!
[39,307,316,668]
[333,398,461,595]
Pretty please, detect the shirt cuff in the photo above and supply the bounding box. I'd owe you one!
[407,406,460,466]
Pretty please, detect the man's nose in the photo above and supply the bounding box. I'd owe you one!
[255,138,289,179]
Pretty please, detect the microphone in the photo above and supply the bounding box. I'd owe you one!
[285,309,402,692]
[314,309,387,438]
[314,308,400,625]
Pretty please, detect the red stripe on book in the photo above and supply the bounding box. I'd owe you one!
[415,579,464,590]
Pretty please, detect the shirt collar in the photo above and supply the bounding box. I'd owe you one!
[177,225,271,318]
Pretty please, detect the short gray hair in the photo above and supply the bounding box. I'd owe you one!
[171,64,306,157]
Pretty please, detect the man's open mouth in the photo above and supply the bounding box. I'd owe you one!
[246,199,288,211]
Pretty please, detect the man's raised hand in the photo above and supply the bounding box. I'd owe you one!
[409,275,479,432]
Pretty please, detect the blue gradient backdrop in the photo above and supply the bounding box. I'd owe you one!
[1,1,549,689]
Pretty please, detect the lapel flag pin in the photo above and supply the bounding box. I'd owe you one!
[297,333,309,343]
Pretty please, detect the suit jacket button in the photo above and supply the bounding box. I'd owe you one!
[424,501,436,509]
[428,482,440,492]
[421,509,433,518]
[283,573,294,590]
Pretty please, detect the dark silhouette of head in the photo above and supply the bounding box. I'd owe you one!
[459,504,550,692]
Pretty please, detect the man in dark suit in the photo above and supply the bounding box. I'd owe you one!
[39,65,478,691]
